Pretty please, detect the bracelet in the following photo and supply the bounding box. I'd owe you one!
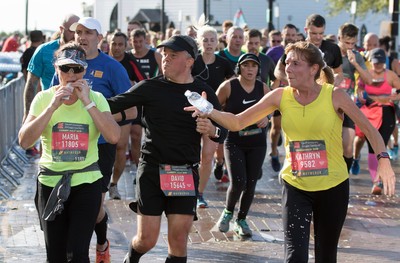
[120,110,126,122]
[84,101,96,110]
[377,152,390,160]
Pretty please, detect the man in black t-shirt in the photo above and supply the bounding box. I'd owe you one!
[275,14,343,86]
[108,35,227,263]
[217,26,245,71]
[20,30,44,81]
[108,32,146,200]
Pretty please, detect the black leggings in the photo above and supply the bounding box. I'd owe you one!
[224,143,266,219]
[36,179,102,263]
[367,106,395,153]
[97,143,117,192]
[282,179,349,263]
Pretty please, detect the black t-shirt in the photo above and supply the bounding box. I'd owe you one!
[258,52,276,84]
[20,46,37,71]
[279,39,343,69]
[107,76,226,165]
[217,49,243,71]
[192,54,234,91]
[119,52,146,83]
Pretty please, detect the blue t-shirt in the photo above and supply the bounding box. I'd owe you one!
[27,39,60,90]
[51,50,132,144]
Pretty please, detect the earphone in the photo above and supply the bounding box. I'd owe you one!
[194,63,209,80]
[235,53,261,76]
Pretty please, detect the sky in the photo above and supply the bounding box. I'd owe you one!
[0,0,93,35]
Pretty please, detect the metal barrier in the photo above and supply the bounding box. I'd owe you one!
[0,76,28,199]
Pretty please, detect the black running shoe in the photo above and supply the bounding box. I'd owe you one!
[270,155,281,172]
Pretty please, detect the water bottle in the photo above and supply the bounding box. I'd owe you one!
[184,90,214,114]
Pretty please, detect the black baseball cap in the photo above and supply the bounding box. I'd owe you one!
[157,35,198,59]
[370,48,386,64]
[238,53,261,66]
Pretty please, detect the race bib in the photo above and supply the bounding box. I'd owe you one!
[159,164,195,196]
[289,140,328,177]
[338,77,354,90]
[52,122,89,162]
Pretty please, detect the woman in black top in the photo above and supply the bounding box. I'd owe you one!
[192,25,234,208]
[214,53,270,237]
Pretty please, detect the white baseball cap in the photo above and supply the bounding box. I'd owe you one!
[70,17,102,34]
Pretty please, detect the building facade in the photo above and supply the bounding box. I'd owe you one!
[86,0,393,44]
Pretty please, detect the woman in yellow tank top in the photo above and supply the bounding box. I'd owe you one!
[186,41,396,263]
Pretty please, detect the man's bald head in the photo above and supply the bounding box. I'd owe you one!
[363,33,379,52]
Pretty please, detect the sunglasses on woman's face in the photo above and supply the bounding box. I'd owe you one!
[58,65,85,74]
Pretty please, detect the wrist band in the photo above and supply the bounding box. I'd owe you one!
[377,152,390,160]
[120,110,126,122]
[84,101,96,110]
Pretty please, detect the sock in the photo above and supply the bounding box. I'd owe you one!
[124,246,145,263]
[343,156,353,173]
[95,212,108,246]
[368,153,378,182]
[165,254,187,263]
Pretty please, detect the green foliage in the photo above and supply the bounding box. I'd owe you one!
[326,0,389,18]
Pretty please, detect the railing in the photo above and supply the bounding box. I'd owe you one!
[0,76,28,199]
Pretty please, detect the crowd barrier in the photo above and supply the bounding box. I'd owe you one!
[0,76,28,199]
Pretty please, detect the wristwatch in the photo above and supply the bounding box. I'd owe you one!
[377,152,390,160]
[84,101,96,110]
[214,127,221,138]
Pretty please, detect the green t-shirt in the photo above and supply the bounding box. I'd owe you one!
[30,87,110,187]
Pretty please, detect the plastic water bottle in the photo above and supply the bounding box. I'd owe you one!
[184,90,214,114]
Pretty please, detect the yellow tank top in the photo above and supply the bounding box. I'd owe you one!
[280,83,348,191]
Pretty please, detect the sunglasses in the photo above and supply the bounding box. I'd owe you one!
[272,40,281,43]
[58,65,85,74]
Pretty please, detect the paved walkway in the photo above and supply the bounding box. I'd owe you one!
[0,144,399,262]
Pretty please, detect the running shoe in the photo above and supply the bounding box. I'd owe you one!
[270,154,281,172]
[217,209,233,232]
[350,158,360,175]
[109,184,121,200]
[25,146,40,158]
[213,162,224,180]
[220,173,230,183]
[96,239,110,263]
[234,219,252,237]
[371,182,383,195]
[197,195,208,208]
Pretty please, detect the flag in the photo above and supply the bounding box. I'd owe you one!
[233,8,248,28]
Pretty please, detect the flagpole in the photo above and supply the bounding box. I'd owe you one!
[267,0,274,31]
[161,0,165,36]
[25,0,29,35]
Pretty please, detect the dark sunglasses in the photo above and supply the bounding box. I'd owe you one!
[272,40,281,43]
[58,65,85,74]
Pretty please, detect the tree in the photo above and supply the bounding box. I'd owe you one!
[326,0,388,18]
